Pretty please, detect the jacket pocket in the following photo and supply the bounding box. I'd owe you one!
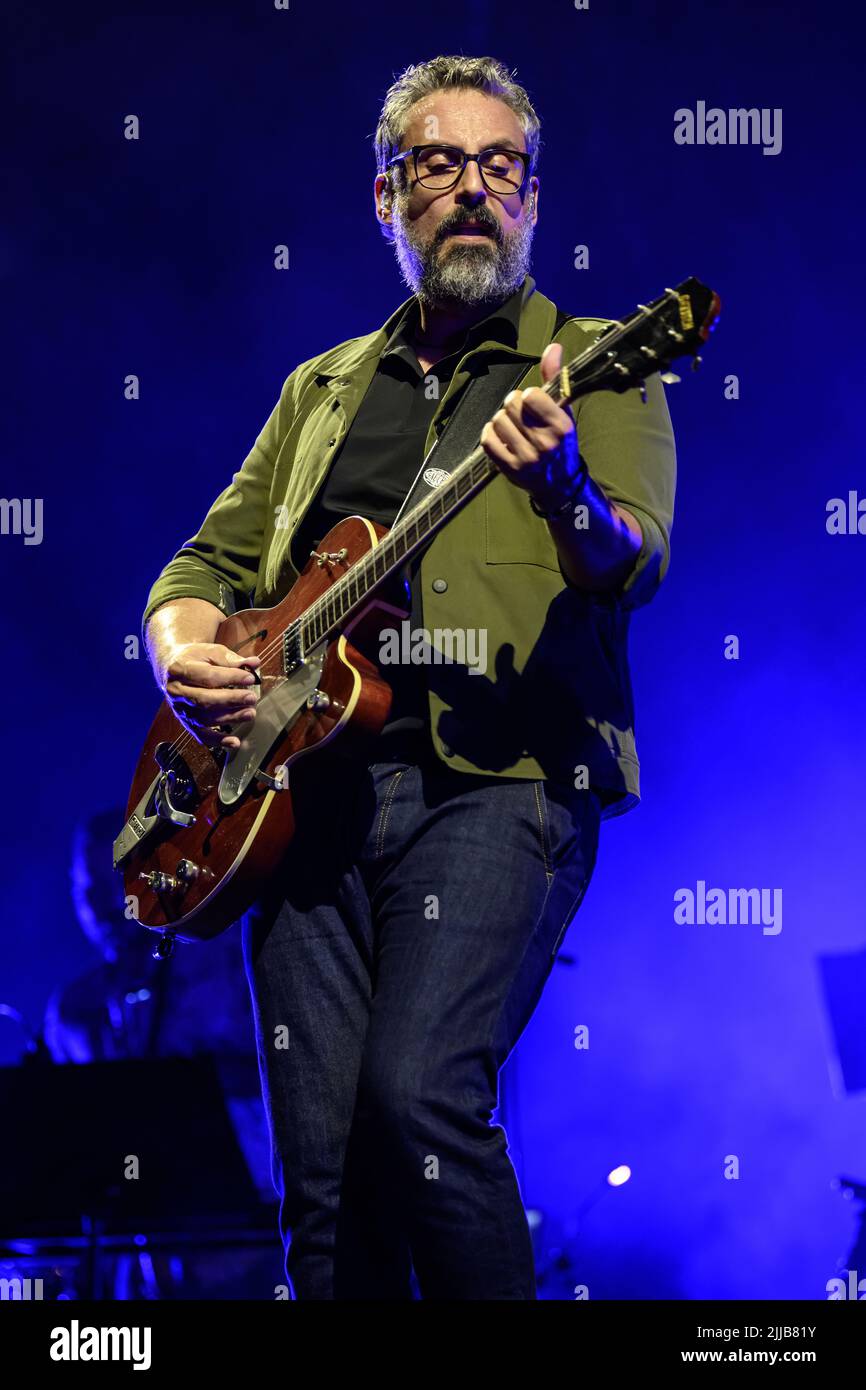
[484,476,562,571]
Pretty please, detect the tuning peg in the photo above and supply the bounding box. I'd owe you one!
[691,355,702,371]
[659,371,681,384]
[638,380,648,404]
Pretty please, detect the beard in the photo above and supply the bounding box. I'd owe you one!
[391,197,535,310]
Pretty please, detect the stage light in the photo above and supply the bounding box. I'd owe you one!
[606,1165,632,1188]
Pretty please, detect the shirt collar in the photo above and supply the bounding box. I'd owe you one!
[381,279,525,370]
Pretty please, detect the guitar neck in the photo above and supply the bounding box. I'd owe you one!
[296,333,611,652]
[293,440,495,655]
[293,277,720,654]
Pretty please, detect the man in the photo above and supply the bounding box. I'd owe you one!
[141,55,675,1299]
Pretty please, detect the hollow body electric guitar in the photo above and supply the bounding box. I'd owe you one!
[115,277,720,947]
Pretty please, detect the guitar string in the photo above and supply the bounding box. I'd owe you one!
[160,296,678,765]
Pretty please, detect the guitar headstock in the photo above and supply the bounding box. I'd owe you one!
[560,276,721,402]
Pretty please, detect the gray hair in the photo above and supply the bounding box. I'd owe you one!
[374,54,542,188]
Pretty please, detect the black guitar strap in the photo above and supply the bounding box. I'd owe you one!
[392,305,574,525]
[392,356,534,525]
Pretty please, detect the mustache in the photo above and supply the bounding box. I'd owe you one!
[436,212,502,245]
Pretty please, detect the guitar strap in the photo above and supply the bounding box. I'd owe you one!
[392,304,573,525]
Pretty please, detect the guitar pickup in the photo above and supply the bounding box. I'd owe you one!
[282,618,304,675]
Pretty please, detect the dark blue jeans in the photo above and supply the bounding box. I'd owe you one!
[241,744,601,1300]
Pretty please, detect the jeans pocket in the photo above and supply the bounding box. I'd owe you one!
[534,780,602,958]
[534,779,600,871]
[374,766,408,858]
[530,780,555,883]
[547,879,592,960]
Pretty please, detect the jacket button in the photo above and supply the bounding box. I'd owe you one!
[327,438,336,447]
[431,577,448,593]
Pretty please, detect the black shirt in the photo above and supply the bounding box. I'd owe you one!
[291,285,524,737]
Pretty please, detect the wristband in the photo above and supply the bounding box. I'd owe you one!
[528,460,589,520]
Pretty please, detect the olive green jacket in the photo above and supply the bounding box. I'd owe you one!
[142,275,676,818]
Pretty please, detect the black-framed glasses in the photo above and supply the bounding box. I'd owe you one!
[386,144,531,195]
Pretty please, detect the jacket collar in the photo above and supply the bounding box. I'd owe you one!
[314,274,557,389]
[381,279,523,361]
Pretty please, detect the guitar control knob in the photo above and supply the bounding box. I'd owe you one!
[306,689,331,712]
[176,858,200,883]
[139,870,178,893]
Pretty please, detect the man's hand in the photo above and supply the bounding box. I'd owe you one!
[480,342,580,510]
[479,341,645,593]
[144,599,262,751]
[157,642,261,751]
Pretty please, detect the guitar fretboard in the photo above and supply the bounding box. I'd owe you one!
[292,284,691,656]
[298,439,498,651]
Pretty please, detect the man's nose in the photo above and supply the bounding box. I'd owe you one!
[454,161,486,202]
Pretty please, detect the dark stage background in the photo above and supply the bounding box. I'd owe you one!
[2,0,865,1299]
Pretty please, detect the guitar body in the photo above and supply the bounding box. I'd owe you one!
[120,516,402,943]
